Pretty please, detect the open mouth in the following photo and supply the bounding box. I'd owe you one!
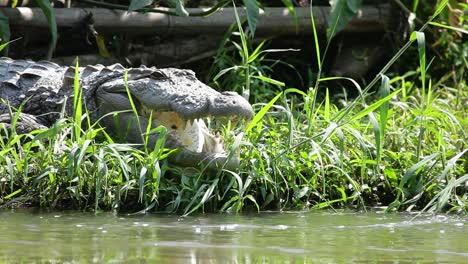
[94,67,254,169]
[140,107,245,156]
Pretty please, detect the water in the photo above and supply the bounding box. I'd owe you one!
[0,209,466,263]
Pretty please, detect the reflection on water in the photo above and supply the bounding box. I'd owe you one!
[0,209,466,263]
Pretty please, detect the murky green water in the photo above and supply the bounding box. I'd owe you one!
[0,209,466,263]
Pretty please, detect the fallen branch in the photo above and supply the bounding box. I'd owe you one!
[2,5,392,36]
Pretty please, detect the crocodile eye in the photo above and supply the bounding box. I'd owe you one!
[171,125,177,130]
[151,71,167,79]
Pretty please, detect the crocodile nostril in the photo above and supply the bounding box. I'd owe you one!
[232,100,236,104]
[171,125,177,130]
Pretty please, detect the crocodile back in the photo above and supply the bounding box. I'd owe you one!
[0,57,67,119]
[0,58,128,124]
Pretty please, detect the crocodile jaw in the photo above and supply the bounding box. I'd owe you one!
[182,119,225,154]
[147,111,232,156]
[146,111,242,170]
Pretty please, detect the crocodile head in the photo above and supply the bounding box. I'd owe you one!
[94,67,253,170]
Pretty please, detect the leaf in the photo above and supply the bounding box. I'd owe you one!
[213,66,242,81]
[412,0,419,13]
[95,35,111,58]
[165,0,189,17]
[428,21,468,35]
[369,110,380,156]
[243,194,260,212]
[327,0,363,40]
[128,0,154,12]
[183,179,219,215]
[251,75,285,87]
[233,3,249,59]
[246,92,282,134]
[220,196,239,212]
[138,166,148,201]
[224,170,244,197]
[247,40,266,63]
[243,0,260,37]
[75,140,92,173]
[321,122,338,143]
[309,4,322,69]
[200,178,219,204]
[400,153,439,189]
[34,0,58,59]
[312,196,357,209]
[3,189,22,199]
[73,60,83,140]
[346,0,361,12]
[294,186,309,199]
[31,119,66,142]
[411,31,426,93]
[413,151,467,216]
[281,0,298,32]
[148,125,167,155]
[350,89,401,122]
[437,150,468,181]
[376,74,390,162]
[433,0,449,18]
[378,75,390,138]
[324,88,330,121]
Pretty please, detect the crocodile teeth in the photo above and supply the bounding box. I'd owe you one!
[230,115,240,128]
[182,118,204,153]
[205,130,225,154]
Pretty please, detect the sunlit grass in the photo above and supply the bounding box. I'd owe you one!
[240,78,466,213]
[0,69,465,214]
[0,0,466,214]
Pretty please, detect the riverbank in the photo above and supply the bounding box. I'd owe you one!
[0,69,465,214]
[0,1,466,215]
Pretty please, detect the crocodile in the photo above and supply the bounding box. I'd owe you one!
[0,57,253,170]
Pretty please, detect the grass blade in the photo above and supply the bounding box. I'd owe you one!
[245,92,282,134]
[429,21,468,35]
[309,3,321,69]
[73,59,82,140]
[349,90,401,122]
[34,0,58,59]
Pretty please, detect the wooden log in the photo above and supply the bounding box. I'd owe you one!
[2,5,392,36]
[50,35,224,67]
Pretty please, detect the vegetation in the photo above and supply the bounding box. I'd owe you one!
[0,0,466,215]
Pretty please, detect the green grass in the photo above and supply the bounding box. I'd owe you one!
[1,68,464,214]
[0,1,466,214]
[241,78,466,213]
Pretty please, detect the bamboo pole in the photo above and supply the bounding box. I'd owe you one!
[2,5,391,36]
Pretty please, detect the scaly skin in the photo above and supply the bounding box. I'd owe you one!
[0,57,253,170]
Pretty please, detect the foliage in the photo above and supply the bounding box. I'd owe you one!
[396,0,467,78]
[242,0,260,37]
[327,0,363,40]
[0,0,466,215]
[1,59,465,214]
[208,5,294,102]
[34,0,58,60]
